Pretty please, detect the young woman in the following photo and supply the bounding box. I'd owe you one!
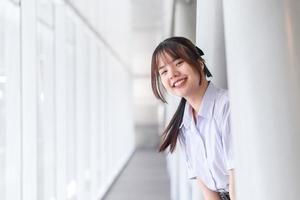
[151,37,235,200]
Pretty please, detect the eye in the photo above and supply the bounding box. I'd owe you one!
[176,60,184,67]
[160,70,167,75]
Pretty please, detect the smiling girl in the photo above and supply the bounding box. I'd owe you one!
[151,37,235,200]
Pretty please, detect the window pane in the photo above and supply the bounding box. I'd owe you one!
[0,1,21,200]
[37,23,56,200]
[65,16,77,200]
[0,9,6,197]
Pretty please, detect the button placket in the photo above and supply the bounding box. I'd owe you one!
[195,118,219,191]
[182,126,192,169]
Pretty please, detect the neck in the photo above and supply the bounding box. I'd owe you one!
[186,79,209,115]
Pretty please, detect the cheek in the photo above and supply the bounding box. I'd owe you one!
[160,78,168,88]
[160,78,171,90]
[190,70,201,82]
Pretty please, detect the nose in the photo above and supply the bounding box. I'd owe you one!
[168,67,179,79]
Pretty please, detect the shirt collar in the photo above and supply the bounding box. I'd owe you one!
[180,82,218,129]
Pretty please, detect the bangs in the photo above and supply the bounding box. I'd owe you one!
[159,48,181,62]
[153,43,190,70]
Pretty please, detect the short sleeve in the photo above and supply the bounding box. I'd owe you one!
[220,99,235,171]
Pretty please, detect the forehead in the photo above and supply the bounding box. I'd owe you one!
[157,52,178,67]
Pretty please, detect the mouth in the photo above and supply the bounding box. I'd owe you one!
[172,78,187,88]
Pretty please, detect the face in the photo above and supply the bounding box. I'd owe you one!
[157,53,201,99]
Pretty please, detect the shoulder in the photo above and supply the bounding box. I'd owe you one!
[212,87,230,125]
[214,87,229,112]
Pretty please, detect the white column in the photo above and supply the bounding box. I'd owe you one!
[75,27,91,200]
[196,0,227,88]
[54,3,67,200]
[223,1,300,199]
[89,42,99,200]
[173,0,196,41]
[21,0,38,199]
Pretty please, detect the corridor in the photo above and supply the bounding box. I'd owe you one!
[1,0,300,200]
[103,149,170,200]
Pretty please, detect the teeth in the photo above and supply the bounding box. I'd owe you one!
[174,79,185,87]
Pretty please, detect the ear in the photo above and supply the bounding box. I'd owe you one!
[201,64,204,70]
[197,59,204,70]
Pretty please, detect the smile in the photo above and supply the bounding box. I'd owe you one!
[172,78,187,88]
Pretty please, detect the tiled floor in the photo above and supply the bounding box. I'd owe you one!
[103,148,171,200]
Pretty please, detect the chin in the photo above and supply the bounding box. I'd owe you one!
[173,91,187,98]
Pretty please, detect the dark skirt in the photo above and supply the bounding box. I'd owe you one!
[219,192,230,200]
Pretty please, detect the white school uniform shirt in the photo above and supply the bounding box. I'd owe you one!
[179,82,234,192]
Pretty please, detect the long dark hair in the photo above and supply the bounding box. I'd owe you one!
[151,37,212,153]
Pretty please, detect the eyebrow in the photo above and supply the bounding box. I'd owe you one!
[158,65,166,71]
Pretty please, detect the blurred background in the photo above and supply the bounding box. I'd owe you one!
[0,0,300,200]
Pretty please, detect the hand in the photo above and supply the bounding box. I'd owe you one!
[229,169,236,200]
[196,178,222,200]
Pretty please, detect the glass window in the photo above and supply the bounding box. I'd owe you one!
[74,29,91,200]
[0,1,21,200]
[65,16,77,200]
[0,5,6,198]
[37,0,54,27]
[37,22,56,200]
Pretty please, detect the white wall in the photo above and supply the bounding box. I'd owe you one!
[0,0,135,199]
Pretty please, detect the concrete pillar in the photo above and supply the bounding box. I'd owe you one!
[173,0,197,41]
[196,0,227,88]
[223,1,300,199]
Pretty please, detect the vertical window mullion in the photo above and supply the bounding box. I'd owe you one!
[21,0,38,199]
